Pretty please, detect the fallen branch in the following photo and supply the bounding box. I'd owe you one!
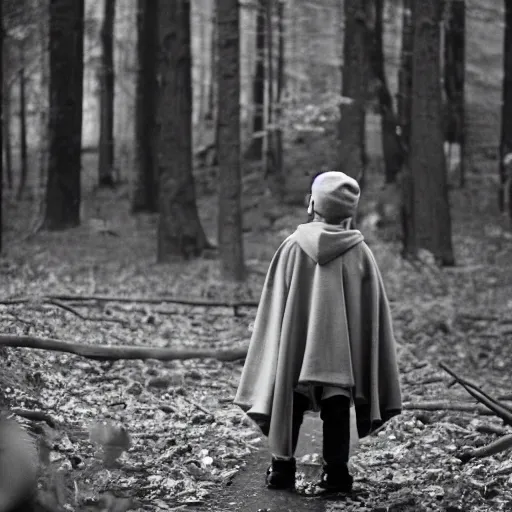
[0,334,249,362]
[48,302,127,325]
[403,401,496,415]
[1,294,259,315]
[5,298,129,325]
[456,313,499,322]
[182,397,214,417]
[439,362,512,426]
[407,375,444,386]
[475,424,510,436]
[10,408,56,428]
[47,299,86,319]
[458,433,512,463]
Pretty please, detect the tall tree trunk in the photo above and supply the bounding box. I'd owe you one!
[132,0,158,213]
[17,41,28,202]
[264,0,273,174]
[371,0,403,184]
[263,0,283,196]
[398,0,416,258]
[156,0,211,261]
[274,0,284,181]
[216,0,245,281]
[500,0,512,218]
[37,0,49,195]
[98,0,116,188]
[397,0,413,150]
[0,0,3,253]
[205,6,217,122]
[338,0,370,185]
[410,0,454,266]
[245,0,266,161]
[45,0,84,230]
[443,0,465,187]
[2,85,13,190]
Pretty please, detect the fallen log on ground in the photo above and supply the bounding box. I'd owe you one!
[0,335,249,362]
[1,294,259,310]
[403,401,504,415]
[475,424,510,436]
[458,433,512,463]
[10,408,56,428]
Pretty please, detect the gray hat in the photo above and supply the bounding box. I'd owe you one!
[311,171,360,219]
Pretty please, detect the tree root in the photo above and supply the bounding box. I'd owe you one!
[0,334,249,362]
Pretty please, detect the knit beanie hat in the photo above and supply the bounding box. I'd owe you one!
[311,171,360,220]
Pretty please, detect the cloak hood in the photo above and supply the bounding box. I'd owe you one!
[295,222,364,265]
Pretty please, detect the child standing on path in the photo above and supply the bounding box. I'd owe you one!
[234,171,402,494]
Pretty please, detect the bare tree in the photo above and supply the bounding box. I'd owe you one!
[156,0,211,261]
[338,0,371,185]
[410,0,454,265]
[500,0,512,219]
[132,0,158,213]
[98,0,116,188]
[217,0,245,281]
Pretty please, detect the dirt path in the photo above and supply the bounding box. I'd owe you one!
[200,415,329,512]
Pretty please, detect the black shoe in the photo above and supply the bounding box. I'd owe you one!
[265,458,296,490]
[316,464,353,494]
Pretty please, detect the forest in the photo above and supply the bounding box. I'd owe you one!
[1,0,512,511]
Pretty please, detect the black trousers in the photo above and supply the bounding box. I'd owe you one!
[292,391,351,466]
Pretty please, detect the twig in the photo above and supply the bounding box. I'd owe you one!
[182,397,214,417]
[0,334,249,362]
[6,298,129,325]
[439,362,512,425]
[457,313,499,322]
[47,299,86,319]
[48,302,129,325]
[85,315,129,325]
[408,376,444,386]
